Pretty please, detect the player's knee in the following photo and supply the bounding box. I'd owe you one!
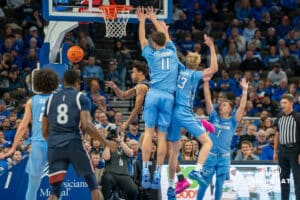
[84,174,98,191]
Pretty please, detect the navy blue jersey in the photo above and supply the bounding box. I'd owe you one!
[44,88,91,147]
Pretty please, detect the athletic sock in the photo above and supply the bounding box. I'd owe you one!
[194,164,203,172]
[169,179,175,188]
[155,165,162,173]
[143,161,149,170]
[177,172,184,182]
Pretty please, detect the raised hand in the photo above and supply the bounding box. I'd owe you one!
[240,77,249,90]
[105,81,116,89]
[158,20,169,33]
[146,6,156,20]
[136,7,146,22]
[204,34,214,48]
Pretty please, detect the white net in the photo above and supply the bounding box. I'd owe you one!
[101,7,131,38]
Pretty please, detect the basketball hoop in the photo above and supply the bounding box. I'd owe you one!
[99,4,133,38]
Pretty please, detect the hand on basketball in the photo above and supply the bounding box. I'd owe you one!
[105,81,116,89]
[136,7,146,22]
[204,34,214,48]
[146,6,156,20]
[240,78,249,90]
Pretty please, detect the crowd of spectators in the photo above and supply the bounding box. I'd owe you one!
[0,0,300,199]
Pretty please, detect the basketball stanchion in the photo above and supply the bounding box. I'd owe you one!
[99,4,133,38]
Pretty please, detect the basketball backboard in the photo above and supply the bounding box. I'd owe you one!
[43,0,172,23]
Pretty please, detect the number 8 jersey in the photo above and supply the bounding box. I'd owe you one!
[44,88,91,147]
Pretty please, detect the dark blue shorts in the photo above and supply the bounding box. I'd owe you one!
[47,139,94,184]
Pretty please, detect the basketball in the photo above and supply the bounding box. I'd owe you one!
[67,46,84,63]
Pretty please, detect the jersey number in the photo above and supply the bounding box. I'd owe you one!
[39,106,45,122]
[177,76,188,89]
[161,58,170,70]
[57,104,68,124]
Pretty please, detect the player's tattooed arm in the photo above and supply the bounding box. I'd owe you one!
[203,75,214,115]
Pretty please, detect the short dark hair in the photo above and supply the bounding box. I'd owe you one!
[281,93,294,102]
[241,140,253,148]
[151,31,166,46]
[132,60,148,76]
[34,68,59,93]
[63,69,80,85]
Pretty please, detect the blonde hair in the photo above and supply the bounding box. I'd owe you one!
[185,52,201,70]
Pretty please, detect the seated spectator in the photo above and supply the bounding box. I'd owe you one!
[180,140,196,161]
[276,16,292,39]
[2,118,15,143]
[272,79,288,102]
[22,48,38,72]
[191,139,200,157]
[114,111,123,129]
[235,140,259,161]
[239,124,257,148]
[245,100,260,116]
[253,130,268,156]
[280,47,300,75]
[258,12,273,30]
[0,130,11,148]
[191,11,210,34]
[91,152,105,189]
[24,26,43,48]
[260,117,274,130]
[126,122,141,141]
[250,0,268,22]
[231,124,243,157]
[253,110,269,128]
[263,27,278,49]
[79,36,94,58]
[243,19,258,42]
[267,63,287,86]
[8,69,27,96]
[173,12,191,35]
[216,69,235,93]
[101,131,138,200]
[95,111,116,131]
[82,56,104,82]
[172,3,185,22]
[0,37,18,55]
[90,138,103,154]
[264,45,280,68]
[12,149,22,165]
[243,42,262,61]
[240,50,265,71]
[228,27,246,53]
[0,99,11,124]
[287,40,299,59]
[178,32,195,55]
[113,46,131,90]
[236,0,251,24]
[0,148,9,175]
[106,60,119,84]
[249,30,263,51]
[225,43,242,69]
[261,95,279,116]
[260,131,276,160]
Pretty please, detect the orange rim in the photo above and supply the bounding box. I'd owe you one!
[99,4,133,20]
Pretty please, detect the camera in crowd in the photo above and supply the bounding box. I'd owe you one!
[106,128,119,141]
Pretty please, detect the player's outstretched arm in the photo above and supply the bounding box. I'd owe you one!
[203,75,214,115]
[80,111,118,149]
[203,34,218,77]
[146,7,171,42]
[119,84,148,132]
[137,7,148,49]
[105,81,136,99]
[1,99,32,159]
[235,78,249,122]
